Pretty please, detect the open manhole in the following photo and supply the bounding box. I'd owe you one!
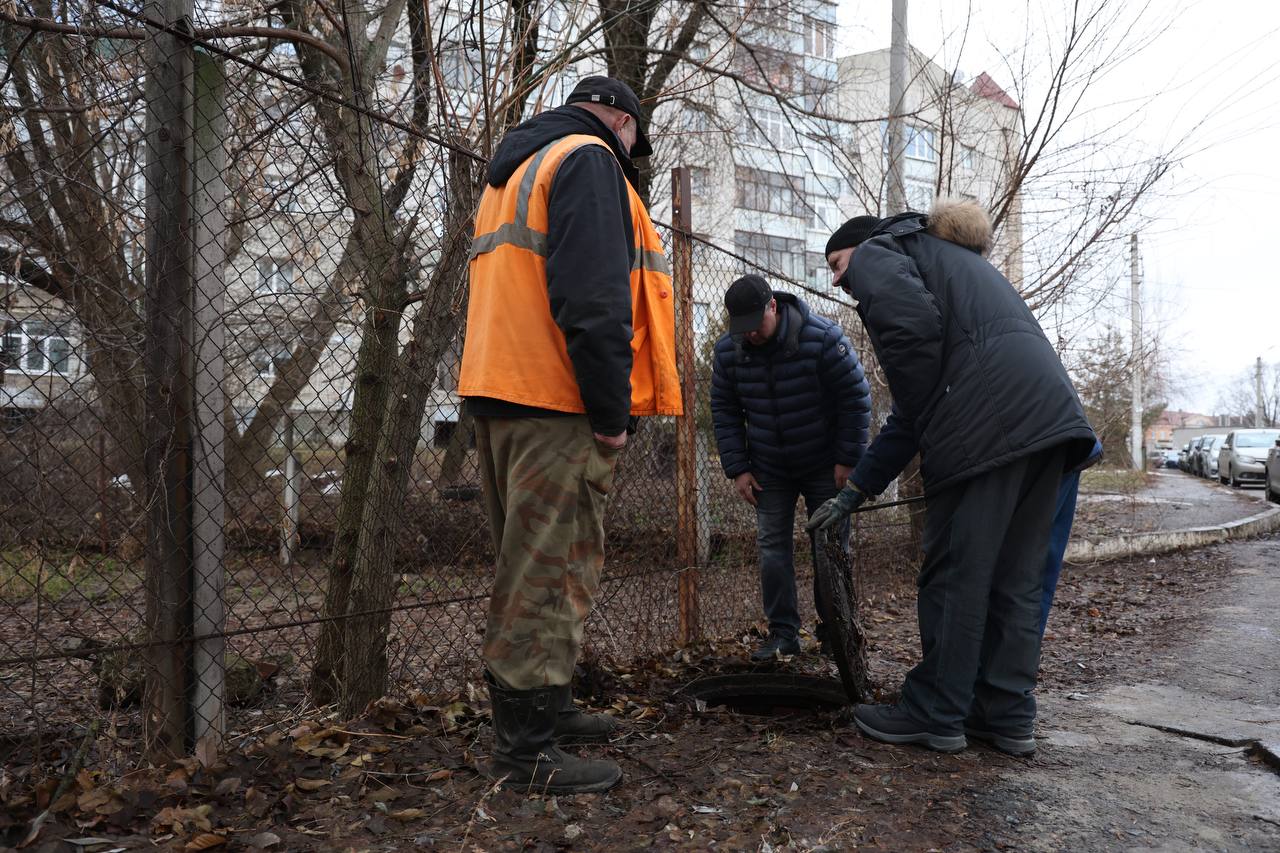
[678,673,850,716]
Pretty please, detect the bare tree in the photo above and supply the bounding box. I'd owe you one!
[1069,324,1168,462]
[832,0,1184,316]
[1214,362,1280,429]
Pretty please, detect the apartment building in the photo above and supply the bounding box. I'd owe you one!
[835,46,1024,285]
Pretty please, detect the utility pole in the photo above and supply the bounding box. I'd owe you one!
[1129,234,1143,470]
[886,0,908,214]
[1257,356,1266,427]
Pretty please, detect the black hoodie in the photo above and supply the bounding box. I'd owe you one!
[466,106,638,436]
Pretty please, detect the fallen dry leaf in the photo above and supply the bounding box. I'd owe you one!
[365,787,401,803]
[166,768,190,794]
[294,778,330,792]
[194,735,218,770]
[184,832,227,850]
[49,792,77,813]
[214,777,241,797]
[249,831,282,848]
[388,808,425,821]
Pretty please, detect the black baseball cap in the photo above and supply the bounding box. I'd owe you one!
[565,76,653,158]
[725,274,774,335]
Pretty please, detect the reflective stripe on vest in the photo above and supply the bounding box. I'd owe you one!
[470,138,582,261]
[469,139,671,278]
[632,248,671,275]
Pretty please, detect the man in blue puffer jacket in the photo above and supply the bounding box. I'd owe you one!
[710,274,872,660]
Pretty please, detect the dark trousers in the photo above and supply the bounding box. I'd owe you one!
[755,469,850,640]
[899,447,1066,735]
[1039,470,1082,635]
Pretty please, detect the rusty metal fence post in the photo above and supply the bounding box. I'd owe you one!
[671,167,701,645]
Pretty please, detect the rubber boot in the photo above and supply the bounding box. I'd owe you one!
[554,685,617,743]
[485,673,621,794]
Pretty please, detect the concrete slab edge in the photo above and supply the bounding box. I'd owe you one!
[1065,505,1280,565]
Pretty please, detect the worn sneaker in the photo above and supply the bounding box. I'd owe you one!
[854,703,966,753]
[750,634,801,661]
[964,724,1036,756]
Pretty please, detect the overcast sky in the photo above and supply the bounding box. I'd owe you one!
[835,0,1280,415]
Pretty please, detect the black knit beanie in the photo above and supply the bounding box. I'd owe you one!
[825,215,882,257]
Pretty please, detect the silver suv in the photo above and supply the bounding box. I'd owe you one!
[1218,429,1280,488]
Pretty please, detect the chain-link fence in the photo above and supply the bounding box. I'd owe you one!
[0,3,923,777]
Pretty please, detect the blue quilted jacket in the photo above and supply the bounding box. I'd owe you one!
[710,293,872,479]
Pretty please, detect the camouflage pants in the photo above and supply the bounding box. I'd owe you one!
[475,416,619,690]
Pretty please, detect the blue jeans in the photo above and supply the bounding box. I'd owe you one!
[755,469,850,640]
[1039,471,1081,635]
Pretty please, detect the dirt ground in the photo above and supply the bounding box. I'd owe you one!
[6,528,1277,852]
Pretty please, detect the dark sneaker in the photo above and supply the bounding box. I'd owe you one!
[750,634,801,661]
[965,725,1036,756]
[854,703,966,753]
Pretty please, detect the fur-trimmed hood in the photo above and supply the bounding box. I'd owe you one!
[926,197,993,255]
[872,197,994,255]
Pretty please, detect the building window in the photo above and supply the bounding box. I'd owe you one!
[265,178,302,213]
[806,251,829,288]
[905,180,934,212]
[904,126,937,162]
[961,145,977,171]
[744,106,787,148]
[440,41,482,90]
[692,301,710,341]
[251,348,289,380]
[803,16,835,59]
[2,320,75,376]
[734,231,805,280]
[735,165,806,218]
[256,258,296,295]
[881,123,938,163]
[734,46,798,94]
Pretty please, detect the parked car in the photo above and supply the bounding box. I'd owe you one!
[1267,438,1280,503]
[1177,441,1193,471]
[1195,434,1227,478]
[1162,449,1180,468]
[1187,436,1207,476]
[1217,428,1280,487]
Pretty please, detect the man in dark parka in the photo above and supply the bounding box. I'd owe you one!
[810,199,1096,755]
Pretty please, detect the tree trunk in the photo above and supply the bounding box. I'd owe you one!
[308,223,407,702]
[437,413,474,487]
[337,153,477,716]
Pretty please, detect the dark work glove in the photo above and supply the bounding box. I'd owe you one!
[805,483,867,531]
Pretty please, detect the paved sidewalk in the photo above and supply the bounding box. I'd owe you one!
[1074,468,1266,541]
[984,536,1280,851]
